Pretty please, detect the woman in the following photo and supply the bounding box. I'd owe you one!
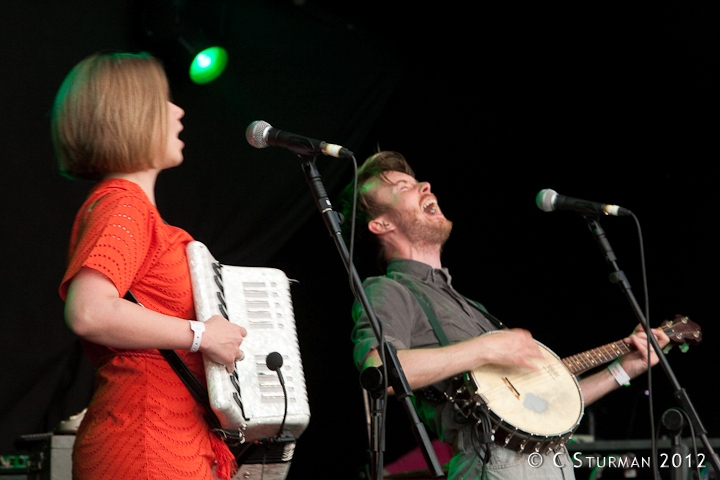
[52,52,246,480]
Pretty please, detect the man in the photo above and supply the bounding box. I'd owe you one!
[339,151,669,479]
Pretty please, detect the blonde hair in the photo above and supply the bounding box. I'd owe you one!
[51,52,170,180]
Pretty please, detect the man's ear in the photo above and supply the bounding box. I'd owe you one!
[368,216,393,235]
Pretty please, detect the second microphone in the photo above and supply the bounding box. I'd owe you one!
[245,120,354,159]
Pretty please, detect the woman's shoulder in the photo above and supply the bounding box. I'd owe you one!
[88,178,148,203]
[82,178,156,219]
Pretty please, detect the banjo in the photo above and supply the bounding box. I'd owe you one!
[447,315,702,454]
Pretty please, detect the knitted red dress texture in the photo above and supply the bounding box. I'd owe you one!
[60,178,235,479]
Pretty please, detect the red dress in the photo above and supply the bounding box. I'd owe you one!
[60,178,234,479]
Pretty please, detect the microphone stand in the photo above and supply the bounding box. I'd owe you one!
[584,216,719,479]
[662,408,690,480]
[297,155,445,479]
[361,366,387,480]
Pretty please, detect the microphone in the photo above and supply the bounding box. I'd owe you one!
[266,351,284,374]
[266,352,288,438]
[245,120,354,158]
[536,188,632,217]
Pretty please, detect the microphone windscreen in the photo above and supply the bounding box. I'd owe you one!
[536,189,558,213]
[266,351,283,371]
[246,120,271,148]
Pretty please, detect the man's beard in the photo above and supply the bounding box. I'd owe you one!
[392,210,453,249]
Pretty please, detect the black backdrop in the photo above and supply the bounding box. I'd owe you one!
[1,0,719,478]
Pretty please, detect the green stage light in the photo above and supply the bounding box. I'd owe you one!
[141,0,229,85]
[188,45,228,84]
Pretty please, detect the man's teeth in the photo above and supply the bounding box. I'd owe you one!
[423,201,437,214]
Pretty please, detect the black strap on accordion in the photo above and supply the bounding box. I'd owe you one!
[159,350,223,429]
[123,290,226,435]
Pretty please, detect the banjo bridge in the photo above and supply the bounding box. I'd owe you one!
[502,377,521,399]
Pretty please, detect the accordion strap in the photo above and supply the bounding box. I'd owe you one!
[158,349,224,429]
[123,290,226,434]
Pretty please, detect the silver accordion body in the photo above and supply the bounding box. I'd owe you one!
[187,241,310,479]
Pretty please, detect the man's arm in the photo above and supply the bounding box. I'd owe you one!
[362,328,546,392]
[580,326,670,405]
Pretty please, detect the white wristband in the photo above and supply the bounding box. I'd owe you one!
[189,321,205,353]
[608,360,631,387]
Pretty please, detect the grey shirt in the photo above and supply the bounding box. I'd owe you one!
[351,258,498,443]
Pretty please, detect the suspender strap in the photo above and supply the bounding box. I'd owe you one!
[413,292,450,346]
[408,289,507,347]
[461,295,506,329]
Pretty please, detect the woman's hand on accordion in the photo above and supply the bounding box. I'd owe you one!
[65,268,246,374]
[200,315,248,373]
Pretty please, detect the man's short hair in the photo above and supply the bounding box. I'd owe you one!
[337,150,415,272]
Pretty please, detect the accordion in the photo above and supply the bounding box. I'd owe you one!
[187,241,311,479]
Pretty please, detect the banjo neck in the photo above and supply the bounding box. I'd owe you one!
[562,340,633,376]
[561,314,702,376]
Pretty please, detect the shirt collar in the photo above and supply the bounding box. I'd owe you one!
[386,258,453,285]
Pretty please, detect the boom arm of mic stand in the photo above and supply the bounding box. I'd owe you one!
[299,158,445,479]
[585,216,720,477]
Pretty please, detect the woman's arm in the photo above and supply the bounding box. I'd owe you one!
[65,266,247,370]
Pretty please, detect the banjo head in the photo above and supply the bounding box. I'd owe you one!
[464,331,584,452]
